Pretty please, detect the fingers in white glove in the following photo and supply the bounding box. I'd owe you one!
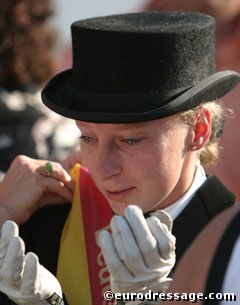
[111,215,150,276]
[100,205,175,279]
[98,230,131,279]
[0,221,63,305]
[0,221,19,264]
[124,206,164,269]
[99,205,176,303]
[0,221,20,282]
[149,210,173,231]
[2,237,25,286]
[146,216,175,261]
[19,252,63,303]
[21,252,38,295]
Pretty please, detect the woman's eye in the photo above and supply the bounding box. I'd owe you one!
[79,135,94,143]
[121,138,144,145]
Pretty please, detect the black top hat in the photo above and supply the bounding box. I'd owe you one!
[42,11,240,123]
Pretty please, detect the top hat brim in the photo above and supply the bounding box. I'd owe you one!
[42,69,240,123]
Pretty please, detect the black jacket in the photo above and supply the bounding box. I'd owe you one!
[0,175,235,305]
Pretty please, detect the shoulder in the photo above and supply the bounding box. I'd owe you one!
[166,205,240,304]
[196,174,236,218]
[19,203,71,274]
[20,203,71,233]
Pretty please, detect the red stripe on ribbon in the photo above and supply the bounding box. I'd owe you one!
[79,166,114,305]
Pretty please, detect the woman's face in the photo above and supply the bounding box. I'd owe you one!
[76,116,196,215]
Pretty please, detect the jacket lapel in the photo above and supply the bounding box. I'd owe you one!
[173,175,235,264]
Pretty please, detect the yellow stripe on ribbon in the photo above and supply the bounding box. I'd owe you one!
[56,164,92,305]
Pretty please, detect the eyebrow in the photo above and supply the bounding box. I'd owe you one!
[76,121,153,131]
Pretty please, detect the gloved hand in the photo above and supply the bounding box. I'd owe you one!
[0,221,63,305]
[98,205,176,305]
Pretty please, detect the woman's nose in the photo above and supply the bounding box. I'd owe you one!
[95,144,122,179]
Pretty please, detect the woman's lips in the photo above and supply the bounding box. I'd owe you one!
[106,187,136,201]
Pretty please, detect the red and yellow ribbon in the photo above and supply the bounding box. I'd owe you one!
[57,164,113,305]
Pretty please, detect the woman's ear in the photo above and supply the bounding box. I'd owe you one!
[190,107,211,151]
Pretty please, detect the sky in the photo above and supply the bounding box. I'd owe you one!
[54,0,148,42]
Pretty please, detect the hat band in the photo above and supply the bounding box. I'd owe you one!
[71,85,192,113]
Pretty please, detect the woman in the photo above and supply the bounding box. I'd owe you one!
[0,11,239,305]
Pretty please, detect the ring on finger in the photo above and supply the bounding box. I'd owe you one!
[44,162,53,177]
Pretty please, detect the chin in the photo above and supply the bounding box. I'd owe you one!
[109,202,132,216]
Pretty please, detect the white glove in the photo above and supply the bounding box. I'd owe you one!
[98,205,176,305]
[0,221,63,305]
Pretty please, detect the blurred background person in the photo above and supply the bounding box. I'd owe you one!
[0,0,79,175]
[142,0,240,201]
[164,204,240,305]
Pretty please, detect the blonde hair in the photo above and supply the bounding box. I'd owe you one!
[181,101,224,168]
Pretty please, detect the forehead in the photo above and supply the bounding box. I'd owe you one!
[76,120,152,130]
[76,116,180,132]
